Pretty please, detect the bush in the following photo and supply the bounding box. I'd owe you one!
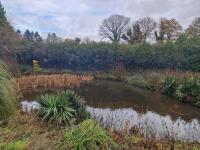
[175,76,200,102]
[0,60,16,122]
[39,90,90,125]
[64,119,114,150]
[161,76,177,96]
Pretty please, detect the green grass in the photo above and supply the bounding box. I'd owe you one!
[64,119,114,150]
[0,60,16,121]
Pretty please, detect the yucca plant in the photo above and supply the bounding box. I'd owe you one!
[39,94,75,125]
[64,119,114,150]
[58,90,90,123]
[0,60,16,122]
[39,90,90,125]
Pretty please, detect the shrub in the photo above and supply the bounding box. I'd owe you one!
[39,90,90,125]
[161,76,177,96]
[0,60,16,122]
[175,76,200,102]
[64,119,114,150]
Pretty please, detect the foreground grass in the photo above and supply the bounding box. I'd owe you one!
[0,109,200,150]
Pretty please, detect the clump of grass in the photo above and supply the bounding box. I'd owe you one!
[64,119,114,150]
[38,90,90,125]
[0,60,16,122]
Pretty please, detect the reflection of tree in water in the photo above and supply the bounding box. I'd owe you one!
[87,106,200,142]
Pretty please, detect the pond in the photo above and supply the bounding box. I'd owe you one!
[22,80,200,142]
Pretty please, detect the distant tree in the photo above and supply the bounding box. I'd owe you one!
[16,29,22,38]
[99,14,130,43]
[122,22,143,44]
[155,18,182,41]
[185,17,200,37]
[34,32,43,43]
[23,29,33,41]
[75,37,81,44]
[46,33,62,44]
[137,17,157,42]
[83,37,92,44]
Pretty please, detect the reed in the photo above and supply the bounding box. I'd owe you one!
[16,74,93,94]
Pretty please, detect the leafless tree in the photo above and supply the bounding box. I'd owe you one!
[137,17,157,42]
[99,14,130,43]
[122,22,143,44]
[185,17,200,37]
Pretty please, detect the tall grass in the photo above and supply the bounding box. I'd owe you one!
[0,60,16,121]
[16,74,93,95]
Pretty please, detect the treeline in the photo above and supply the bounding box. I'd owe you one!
[1,1,200,72]
[16,34,200,71]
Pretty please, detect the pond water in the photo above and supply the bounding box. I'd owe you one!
[22,80,200,142]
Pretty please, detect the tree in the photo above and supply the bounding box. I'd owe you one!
[46,33,62,44]
[137,17,156,42]
[185,17,200,37]
[16,29,22,38]
[23,29,33,41]
[34,32,43,43]
[99,14,130,43]
[75,37,81,44]
[0,2,19,73]
[155,18,182,41]
[0,2,6,25]
[122,22,143,44]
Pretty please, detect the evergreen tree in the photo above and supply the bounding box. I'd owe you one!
[23,29,33,41]
[34,32,42,43]
[0,2,7,25]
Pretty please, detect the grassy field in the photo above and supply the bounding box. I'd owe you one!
[1,109,200,150]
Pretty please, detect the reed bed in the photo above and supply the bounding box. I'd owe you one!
[16,74,93,94]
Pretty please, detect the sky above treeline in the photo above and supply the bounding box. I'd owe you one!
[2,0,200,40]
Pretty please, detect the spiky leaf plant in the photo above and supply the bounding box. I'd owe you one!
[0,60,16,122]
[39,94,75,125]
[39,90,90,125]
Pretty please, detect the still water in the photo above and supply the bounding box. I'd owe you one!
[22,80,200,142]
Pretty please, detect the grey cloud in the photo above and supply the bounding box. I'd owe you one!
[1,0,200,40]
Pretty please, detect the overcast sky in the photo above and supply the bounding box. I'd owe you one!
[1,0,200,40]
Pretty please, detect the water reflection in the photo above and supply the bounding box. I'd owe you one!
[87,107,200,142]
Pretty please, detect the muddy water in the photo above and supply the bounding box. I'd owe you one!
[22,80,200,142]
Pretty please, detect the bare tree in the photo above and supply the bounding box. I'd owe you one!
[137,17,157,42]
[185,17,200,37]
[122,22,143,44]
[99,14,130,43]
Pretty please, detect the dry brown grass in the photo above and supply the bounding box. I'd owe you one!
[16,74,93,95]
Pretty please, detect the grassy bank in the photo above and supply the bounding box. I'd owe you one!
[1,109,200,150]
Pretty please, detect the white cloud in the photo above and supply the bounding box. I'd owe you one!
[1,0,200,40]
